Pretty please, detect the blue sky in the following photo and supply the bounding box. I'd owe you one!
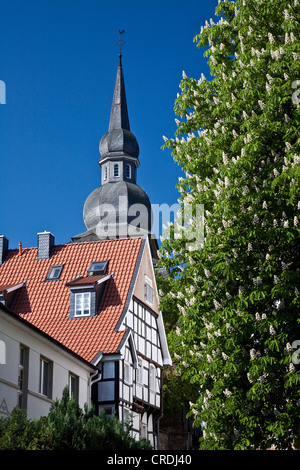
[0,0,217,249]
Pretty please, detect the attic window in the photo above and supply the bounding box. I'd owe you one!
[87,260,108,276]
[47,265,63,281]
[145,275,153,305]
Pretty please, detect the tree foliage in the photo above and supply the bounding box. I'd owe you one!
[0,387,152,450]
[158,0,300,450]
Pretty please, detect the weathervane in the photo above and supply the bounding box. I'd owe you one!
[116,29,126,55]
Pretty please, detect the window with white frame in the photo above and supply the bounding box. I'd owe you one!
[126,163,131,179]
[144,275,153,305]
[69,373,79,402]
[103,166,108,181]
[140,422,147,439]
[124,361,132,384]
[136,357,143,384]
[114,164,119,177]
[39,357,52,398]
[75,292,91,316]
[123,407,132,427]
[149,364,156,391]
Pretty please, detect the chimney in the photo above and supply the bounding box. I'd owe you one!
[37,231,55,260]
[0,235,9,265]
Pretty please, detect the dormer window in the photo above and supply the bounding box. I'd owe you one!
[66,266,111,319]
[114,164,119,177]
[75,292,91,317]
[87,260,108,276]
[46,265,63,281]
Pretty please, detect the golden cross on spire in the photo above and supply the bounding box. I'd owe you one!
[116,29,126,55]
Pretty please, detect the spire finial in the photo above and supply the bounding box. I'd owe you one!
[116,29,126,56]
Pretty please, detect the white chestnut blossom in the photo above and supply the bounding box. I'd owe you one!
[269,325,276,335]
[250,349,257,359]
[204,268,211,278]
[274,275,280,284]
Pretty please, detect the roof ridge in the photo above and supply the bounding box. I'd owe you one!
[5,236,144,252]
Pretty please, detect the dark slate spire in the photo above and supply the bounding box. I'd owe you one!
[99,55,139,160]
[72,50,153,243]
[109,54,130,132]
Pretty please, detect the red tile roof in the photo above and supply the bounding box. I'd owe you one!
[0,237,143,362]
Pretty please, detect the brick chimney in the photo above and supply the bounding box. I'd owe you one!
[0,235,9,265]
[37,231,55,260]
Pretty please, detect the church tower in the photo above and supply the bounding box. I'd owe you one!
[73,54,152,242]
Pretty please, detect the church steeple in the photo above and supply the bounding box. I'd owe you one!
[99,55,139,165]
[109,54,130,132]
[72,52,152,243]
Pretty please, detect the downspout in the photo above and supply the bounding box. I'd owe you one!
[156,370,164,450]
[88,353,103,408]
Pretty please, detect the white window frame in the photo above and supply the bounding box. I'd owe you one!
[140,422,147,439]
[103,165,108,181]
[145,275,153,305]
[124,361,132,384]
[126,163,131,179]
[75,292,91,317]
[136,357,143,384]
[123,407,132,427]
[39,357,52,398]
[69,372,79,402]
[149,364,156,391]
[113,163,119,177]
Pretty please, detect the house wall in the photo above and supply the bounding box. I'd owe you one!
[95,299,164,447]
[93,239,170,449]
[133,243,159,313]
[0,310,94,419]
[118,298,163,448]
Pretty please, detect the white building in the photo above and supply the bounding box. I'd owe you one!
[0,303,96,418]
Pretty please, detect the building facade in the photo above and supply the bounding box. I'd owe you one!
[0,303,96,419]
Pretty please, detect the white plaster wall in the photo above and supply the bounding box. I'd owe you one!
[0,311,94,419]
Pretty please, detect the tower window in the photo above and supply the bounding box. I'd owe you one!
[114,164,119,177]
[126,164,131,179]
[103,166,108,181]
